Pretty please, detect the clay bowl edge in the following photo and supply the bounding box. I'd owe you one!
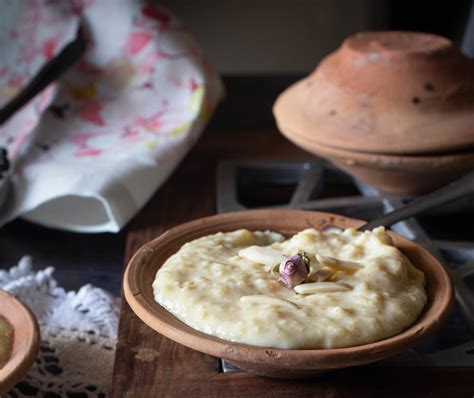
[278,124,474,194]
[0,290,40,394]
[123,209,454,378]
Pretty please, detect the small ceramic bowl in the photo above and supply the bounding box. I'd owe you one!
[281,131,474,194]
[0,290,40,394]
[123,209,453,378]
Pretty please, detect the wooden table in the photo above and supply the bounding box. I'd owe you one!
[110,126,474,397]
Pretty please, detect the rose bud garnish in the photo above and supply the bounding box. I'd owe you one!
[279,253,310,288]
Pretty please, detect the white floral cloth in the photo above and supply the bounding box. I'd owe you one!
[0,0,223,232]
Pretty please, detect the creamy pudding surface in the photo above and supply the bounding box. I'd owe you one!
[0,315,13,368]
[152,227,427,349]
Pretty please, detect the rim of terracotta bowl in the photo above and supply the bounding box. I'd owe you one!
[0,290,40,394]
[123,210,454,374]
[279,125,474,169]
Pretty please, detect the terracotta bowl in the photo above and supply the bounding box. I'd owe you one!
[280,130,474,194]
[0,290,40,394]
[123,210,454,378]
[273,31,474,155]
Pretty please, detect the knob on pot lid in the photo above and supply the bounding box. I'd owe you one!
[274,31,474,155]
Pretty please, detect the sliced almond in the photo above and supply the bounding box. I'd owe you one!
[328,271,342,282]
[307,267,335,282]
[238,246,285,271]
[321,226,343,234]
[294,282,352,295]
[240,295,300,309]
[316,254,363,274]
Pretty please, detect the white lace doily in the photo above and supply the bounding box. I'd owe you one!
[0,257,119,397]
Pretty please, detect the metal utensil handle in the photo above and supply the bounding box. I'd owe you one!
[0,28,86,126]
[359,171,474,231]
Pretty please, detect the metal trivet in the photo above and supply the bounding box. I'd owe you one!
[216,158,474,371]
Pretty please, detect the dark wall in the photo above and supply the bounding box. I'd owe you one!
[386,0,472,45]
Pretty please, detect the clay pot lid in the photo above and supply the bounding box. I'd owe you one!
[274,31,474,155]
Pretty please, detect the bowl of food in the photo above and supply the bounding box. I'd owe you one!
[0,290,40,394]
[123,209,453,378]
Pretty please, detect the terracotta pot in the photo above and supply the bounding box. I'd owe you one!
[273,31,474,155]
[0,290,40,394]
[123,209,453,378]
[281,127,474,194]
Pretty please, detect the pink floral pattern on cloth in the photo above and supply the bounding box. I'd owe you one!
[0,0,223,232]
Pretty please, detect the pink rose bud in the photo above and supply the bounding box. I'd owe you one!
[279,253,310,288]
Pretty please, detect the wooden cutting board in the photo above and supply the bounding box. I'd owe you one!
[110,129,473,397]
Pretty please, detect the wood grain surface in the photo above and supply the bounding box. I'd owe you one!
[111,128,474,397]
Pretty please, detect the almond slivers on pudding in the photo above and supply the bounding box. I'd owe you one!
[0,315,14,368]
[153,227,427,349]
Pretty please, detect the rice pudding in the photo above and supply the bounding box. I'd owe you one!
[0,315,13,369]
[152,227,426,349]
